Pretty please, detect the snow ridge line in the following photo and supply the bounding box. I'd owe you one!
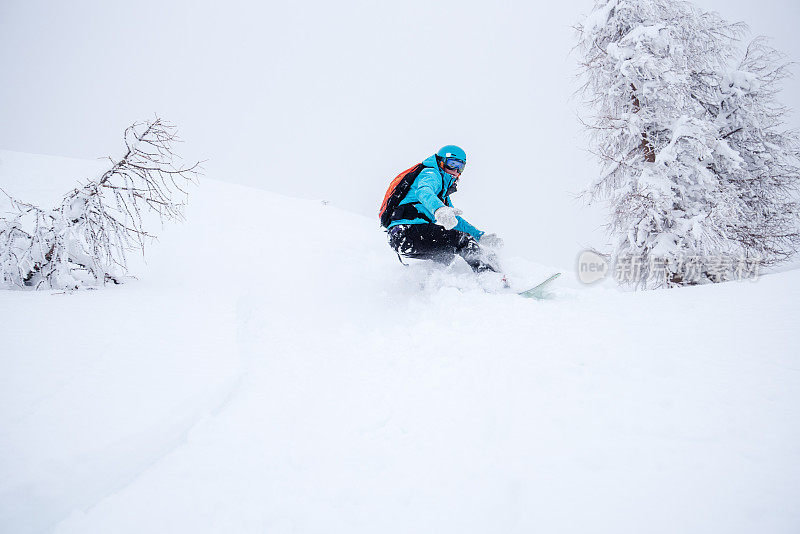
[52,306,254,532]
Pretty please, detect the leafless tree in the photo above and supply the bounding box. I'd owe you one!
[0,118,201,290]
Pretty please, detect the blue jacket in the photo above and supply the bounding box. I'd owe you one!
[387,154,483,239]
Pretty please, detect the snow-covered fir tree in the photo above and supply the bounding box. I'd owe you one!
[576,0,800,289]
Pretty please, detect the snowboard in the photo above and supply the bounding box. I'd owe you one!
[518,272,561,300]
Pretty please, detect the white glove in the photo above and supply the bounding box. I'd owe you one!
[480,233,504,248]
[434,206,459,230]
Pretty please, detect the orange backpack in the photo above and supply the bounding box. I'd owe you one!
[378,163,426,228]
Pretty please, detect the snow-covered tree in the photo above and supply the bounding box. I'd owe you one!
[0,119,200,290]
[576,0,800,288]
[712,38,800,265]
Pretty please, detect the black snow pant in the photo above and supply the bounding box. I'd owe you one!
[387,224,498,273]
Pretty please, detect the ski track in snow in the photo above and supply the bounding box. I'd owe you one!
[1,152,799,533]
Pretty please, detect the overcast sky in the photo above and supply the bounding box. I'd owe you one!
[1,0,798,267]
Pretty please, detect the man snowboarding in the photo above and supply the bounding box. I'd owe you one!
[380,145,503,272]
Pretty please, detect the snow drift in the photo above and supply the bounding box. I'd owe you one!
[1,150,799,534]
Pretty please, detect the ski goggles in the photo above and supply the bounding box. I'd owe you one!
[443,157,466,173]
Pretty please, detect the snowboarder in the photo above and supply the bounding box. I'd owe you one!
[381,145,503,272]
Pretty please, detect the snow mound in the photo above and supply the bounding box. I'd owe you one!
[1,151,799,534]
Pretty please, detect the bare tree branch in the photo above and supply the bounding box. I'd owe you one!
[0,118,201,290]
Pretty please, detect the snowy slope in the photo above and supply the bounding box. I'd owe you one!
[1,151,799,534]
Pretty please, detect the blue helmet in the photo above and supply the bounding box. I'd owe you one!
[436,145,466,162]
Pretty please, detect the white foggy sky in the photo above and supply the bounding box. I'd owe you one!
[1,0,798,267]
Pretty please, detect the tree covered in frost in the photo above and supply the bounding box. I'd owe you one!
[576,0,800,288]
[0,119,200,290]
[713,38,800,265]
